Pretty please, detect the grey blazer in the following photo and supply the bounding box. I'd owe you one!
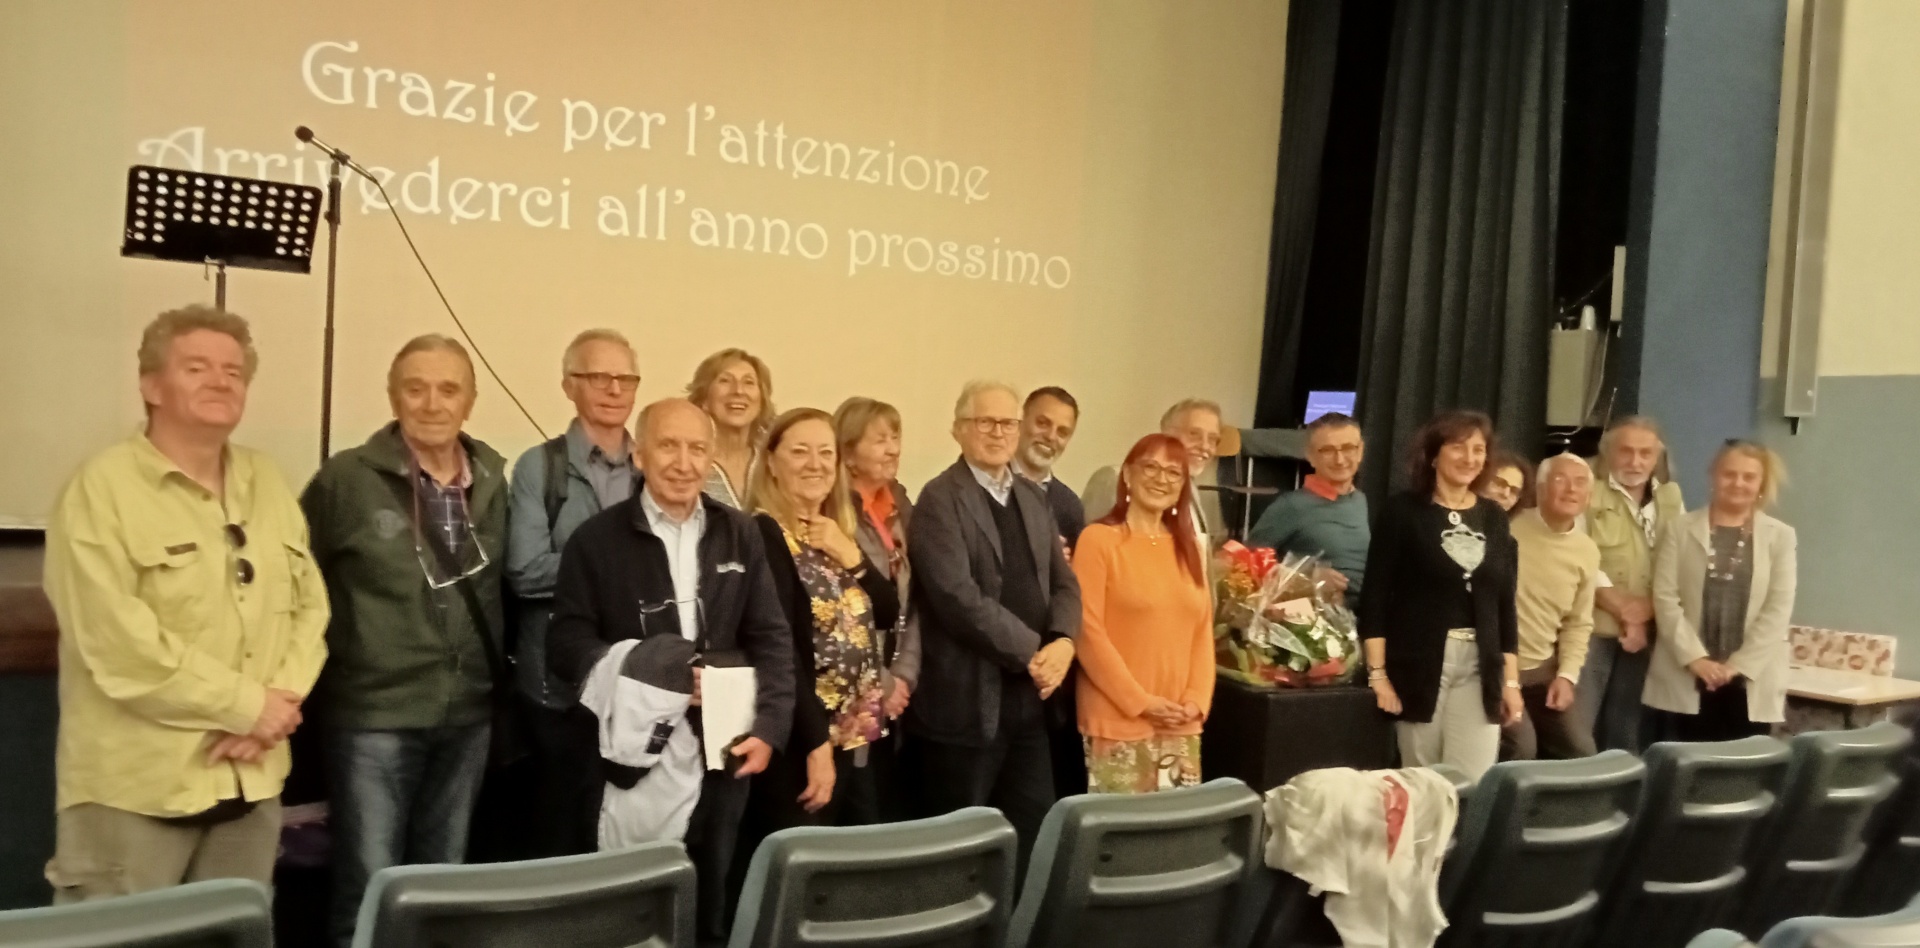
[1646,508,1798,722]
[906,458,1082,746]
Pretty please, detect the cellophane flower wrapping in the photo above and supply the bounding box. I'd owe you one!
[1213,542,1360,688]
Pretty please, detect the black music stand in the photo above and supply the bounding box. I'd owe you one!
[120,165,321,310]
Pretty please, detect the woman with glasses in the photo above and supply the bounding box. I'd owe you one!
[1645,441,1796,741]
[743,408,901,832]
[686,348,774,509]
[1483,449,1536,516]
[1360,410,1522,780]
[1072,434,1215,793]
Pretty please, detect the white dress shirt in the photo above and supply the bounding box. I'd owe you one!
[967,460,1015,506]
[640,486,707,641]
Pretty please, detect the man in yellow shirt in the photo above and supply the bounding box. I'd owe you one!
[42,305,329,901]
[1503,454,1602,760]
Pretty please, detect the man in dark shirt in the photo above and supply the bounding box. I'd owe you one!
[908,381,1081,871]
[1014,386,1087,553]
[1012,385,1092,797]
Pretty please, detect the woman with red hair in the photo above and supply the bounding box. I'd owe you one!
[1072,434,1216,793]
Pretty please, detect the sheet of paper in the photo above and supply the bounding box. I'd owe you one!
[701,666,758,771]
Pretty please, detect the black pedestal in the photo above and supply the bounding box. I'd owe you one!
[1201,675,1395,793]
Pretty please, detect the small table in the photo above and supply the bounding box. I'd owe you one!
[1201,675,1396,793]
[1785,665,1920,729]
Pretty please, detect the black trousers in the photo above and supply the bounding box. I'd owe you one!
[918,685,1055,874]
[1044,671,1090,796]
[1655,678,1771,743]
[687,771,750,942]
[522,699,601,858]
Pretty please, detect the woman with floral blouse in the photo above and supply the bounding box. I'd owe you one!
[742,407,900,833]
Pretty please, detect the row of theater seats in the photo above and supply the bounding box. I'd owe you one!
[1689,895,1920,947]
[0,719,1912,948]
[1255,719,1918,948]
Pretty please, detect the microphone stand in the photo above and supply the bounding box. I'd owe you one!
[319,152,344,462]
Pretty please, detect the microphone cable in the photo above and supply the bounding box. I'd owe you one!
[353,172,548,441]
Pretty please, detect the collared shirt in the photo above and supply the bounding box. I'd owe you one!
[1016,463,1055,489]
[1302,473,1350,502]
[43,434,330,817]
[640,486,707,641]
[1609,475,1663,548]
[857,482,899,554]
[577,424,635,510]
[968,460,1015,506]
[414,448,474,573]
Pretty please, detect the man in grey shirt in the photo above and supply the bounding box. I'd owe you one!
[504,329,641,857]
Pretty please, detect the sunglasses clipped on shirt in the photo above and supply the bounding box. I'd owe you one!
[225,522,254,586]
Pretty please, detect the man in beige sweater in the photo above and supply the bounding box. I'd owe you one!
[1503,454,1602,760]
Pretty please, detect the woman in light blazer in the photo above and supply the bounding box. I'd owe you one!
[1646,440,1797,740]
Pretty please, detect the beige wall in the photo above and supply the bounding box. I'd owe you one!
[1762,0,1920,380]
[1812,0,1920,376]
[0,1,1289,525]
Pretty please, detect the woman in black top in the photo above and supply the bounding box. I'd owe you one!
[743,408,900,833]
[1359,411,1523,780]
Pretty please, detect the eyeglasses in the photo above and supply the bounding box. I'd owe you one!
[570,372,642,392]
[1132,463,1186,485]
[963,417,1020,435]
[638,596,705,640]
[410,474,491,590]
[224,522,254,586]
[1313,444,1363,458]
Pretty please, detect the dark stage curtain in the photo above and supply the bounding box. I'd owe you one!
[1252,0,1344,430]
[1355,0,1566,497]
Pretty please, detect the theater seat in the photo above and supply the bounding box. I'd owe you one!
[1685,931,1754,948]
[1596,735,1791,947]
[0,877,272,948]
[1438,750,1644,947]
[1746,893,1920,947]
[350,841,694,948]
[1840,739,1920,916]
[728,807,1016,948]
[1005,778,1264,948]
[1736,721,1910,936]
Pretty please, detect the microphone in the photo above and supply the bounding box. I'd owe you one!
[294,125,351,164]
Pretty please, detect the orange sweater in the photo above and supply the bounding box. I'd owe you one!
[1072,522,1216,741]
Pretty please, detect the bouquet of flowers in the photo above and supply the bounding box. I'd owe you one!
[1214,541,1360,688]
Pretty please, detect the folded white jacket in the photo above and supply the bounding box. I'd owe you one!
[579,639,705,851]
[1265,767,1458,948]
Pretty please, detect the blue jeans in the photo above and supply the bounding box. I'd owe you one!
[1575,636,1653,754]
[326,724,490,948]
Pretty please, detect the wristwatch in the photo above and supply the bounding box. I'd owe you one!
[1504,680,1522,690]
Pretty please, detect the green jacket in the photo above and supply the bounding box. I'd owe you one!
[301,423,508,730]
[1585,475,1685,640]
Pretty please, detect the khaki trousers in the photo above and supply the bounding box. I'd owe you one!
[1395,636,1500,781]
[45,799,281,904]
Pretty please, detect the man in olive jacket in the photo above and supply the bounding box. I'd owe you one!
[301,336,509,948]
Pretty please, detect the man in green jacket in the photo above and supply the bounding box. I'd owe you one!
[301,335,508,948]
[1578,416,1685,753]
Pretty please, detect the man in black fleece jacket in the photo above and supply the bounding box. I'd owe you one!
[547,398,793,941]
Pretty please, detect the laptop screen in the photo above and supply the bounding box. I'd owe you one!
[1304,390,1357,424]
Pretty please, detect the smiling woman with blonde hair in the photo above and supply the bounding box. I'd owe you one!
[742,407,900,836]
[686,347,775,508]
[1645,439,1796,741]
